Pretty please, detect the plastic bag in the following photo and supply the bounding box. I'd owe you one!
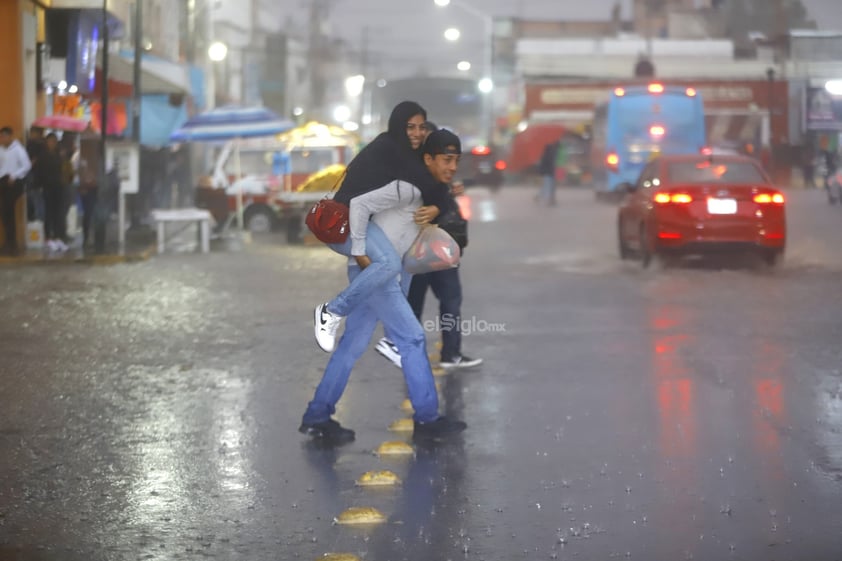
[403,225,460,274]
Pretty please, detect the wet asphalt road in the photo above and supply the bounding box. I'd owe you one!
[1,184,841,561]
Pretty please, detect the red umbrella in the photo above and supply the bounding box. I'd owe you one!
[506,123,566,173]
[32,114,91,133]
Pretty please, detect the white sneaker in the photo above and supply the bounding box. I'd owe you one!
[314,303,343,352]
[46,240,58,252]
[55,240,69,253]
[375,337,402,368]
[439,355,483,370]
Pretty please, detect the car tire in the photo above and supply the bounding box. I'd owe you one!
[618,221,631,260]
[639,224,654,269]
[763,249,783,267]
[244,205,276,234]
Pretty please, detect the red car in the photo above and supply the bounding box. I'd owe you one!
[617,154,786,267]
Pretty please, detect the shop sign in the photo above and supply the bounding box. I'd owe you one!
[806,87,842,130]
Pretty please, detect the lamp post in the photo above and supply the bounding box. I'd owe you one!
[434,0,494,145]
[767,67,776,180]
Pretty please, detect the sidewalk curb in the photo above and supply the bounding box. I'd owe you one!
[0,245,156,266]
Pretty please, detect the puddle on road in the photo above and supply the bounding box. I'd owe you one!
[524,250,842,276]
[524,252,624,275]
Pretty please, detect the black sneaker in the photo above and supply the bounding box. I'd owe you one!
[413,416,467,439]
[298,419,355,443]
[439,355,483,369]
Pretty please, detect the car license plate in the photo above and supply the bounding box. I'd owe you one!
[707,198,737,214]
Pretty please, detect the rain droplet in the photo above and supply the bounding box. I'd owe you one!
[626,486,632,494]
[536,503,542,510]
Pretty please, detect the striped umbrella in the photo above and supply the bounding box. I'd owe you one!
[169,105,294,143]
[170,106,295,232]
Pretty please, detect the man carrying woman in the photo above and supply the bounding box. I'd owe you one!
[300,102,467,443]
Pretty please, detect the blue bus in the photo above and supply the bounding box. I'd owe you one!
[591,83,706,197]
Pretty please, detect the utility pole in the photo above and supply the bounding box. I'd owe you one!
[132,0,142,142]
[308,0,335,120]
[97,0,110,253]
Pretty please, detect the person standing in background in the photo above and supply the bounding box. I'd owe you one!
[0,126,32,256]
[38,133,69,252]
[537,138,561,206]
[26,126,45,223]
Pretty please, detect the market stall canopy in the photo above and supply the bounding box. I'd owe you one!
[95,52,190,96]
[169,106,295,143]
[277,121,358,149]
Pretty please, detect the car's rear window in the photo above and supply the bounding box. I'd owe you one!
[668,161,765,184]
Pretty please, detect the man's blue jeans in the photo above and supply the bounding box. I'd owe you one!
[408,266,463,362]
[326,222,402,317]
[302,265,440,425]
[539,174,557,204]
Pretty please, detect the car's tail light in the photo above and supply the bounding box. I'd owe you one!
[471,146,491,156]
[606,152,619,172]
[753,193,785,204]
[648,83,665,94]
[649,125,666,138]
[655,192,692,204]
[657,231,682,240]
[700,146,713,156]
[494,160,507,171]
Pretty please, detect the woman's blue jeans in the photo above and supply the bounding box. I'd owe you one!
[302,265,440,425]
[325,222,402,317]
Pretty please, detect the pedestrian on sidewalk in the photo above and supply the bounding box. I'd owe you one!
[300,128,469,444]
[0,126,32,256]
[38,133,69,253]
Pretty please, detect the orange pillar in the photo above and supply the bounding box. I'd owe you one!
[0,0,24,135]
[0,0,27,252]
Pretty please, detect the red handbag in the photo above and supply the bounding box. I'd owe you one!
[305,198,349,244]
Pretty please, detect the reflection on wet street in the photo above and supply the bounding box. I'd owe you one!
[1,186,841,559]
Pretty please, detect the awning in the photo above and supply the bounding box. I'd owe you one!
[706,113,764,145]
[94,52,190,97]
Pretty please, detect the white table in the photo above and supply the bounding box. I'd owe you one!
[150,208,212,254]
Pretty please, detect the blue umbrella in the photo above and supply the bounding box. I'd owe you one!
[169,105,294,143]
[170,106,294,231]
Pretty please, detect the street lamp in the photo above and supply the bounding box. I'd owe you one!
[444,27,461,42]
[826,80,842,96]
[208,41,228,62]
[435,0,494,144]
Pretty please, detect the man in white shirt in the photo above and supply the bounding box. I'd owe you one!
[0,126,32,255]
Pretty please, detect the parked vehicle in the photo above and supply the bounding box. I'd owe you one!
[196,122,357,239]
[458,145,506,190]
[617,153,786,267]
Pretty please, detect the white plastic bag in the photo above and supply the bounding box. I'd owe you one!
[26,221,44,249]
[403,225,460,274]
